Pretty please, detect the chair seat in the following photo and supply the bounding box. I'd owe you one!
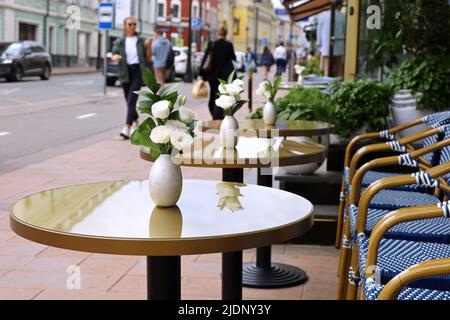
[365,189,439,210]
[348,206,450,244]
[357,235,450,291]
[363,281,450,300]
[362,171,427,192]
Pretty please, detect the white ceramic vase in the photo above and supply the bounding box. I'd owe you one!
[148,154,182,207]
[220,115,239,149]
[263,101,277,125]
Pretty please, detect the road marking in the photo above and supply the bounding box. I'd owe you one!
[0,131,11,137]
[76,113,97,120]
[0,88,19,95]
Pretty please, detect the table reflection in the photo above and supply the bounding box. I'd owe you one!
[149,205,183,238]
[216,182,247,213]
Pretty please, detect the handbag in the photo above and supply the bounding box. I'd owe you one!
[192,78,209,99]
[201,42,214,74]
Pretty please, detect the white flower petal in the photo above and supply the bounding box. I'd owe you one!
[151,100,171,119]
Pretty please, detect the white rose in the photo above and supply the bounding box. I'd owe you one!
[151,100,171,119]
[178,106,195,123]
[150,125,171,144]
[263,90,272,100]
[232,79,244,89]
[218,83,227,94]
[215,95,236,109]
[166,119,188,131]
[170,130,194,150]
[225,83,243,96]
[256,86,267,97]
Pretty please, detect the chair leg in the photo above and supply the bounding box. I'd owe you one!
[335,180,346,248]
[346,245,360,300]
[336,217,352,299]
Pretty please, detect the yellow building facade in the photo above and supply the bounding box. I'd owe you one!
[218,0,279,53]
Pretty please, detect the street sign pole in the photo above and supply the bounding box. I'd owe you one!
[184,0,193,83]
[99,2,113,95]
[103,29,109,95]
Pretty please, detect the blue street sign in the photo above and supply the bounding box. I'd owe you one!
[192,17,202,31]
[99,2,113,30]
[261,38,268,46]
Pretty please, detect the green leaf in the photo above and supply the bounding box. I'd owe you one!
[159,83,179,96]
[168,110,180,120]
[162,91,179,105]
[227,70,236,84]
[142,68,161,94]
[231,100,247,114]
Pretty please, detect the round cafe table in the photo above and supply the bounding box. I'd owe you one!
[196,120,333,287]
[10,180,313,300]
[140,136,326,289]
[200,119,333,138]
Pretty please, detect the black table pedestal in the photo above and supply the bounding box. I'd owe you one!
[147,256,181,300]
[222,251,243,300]
[242,168,308,288]
[242,246,307,288]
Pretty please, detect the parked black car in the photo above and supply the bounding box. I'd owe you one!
[105,52,175,86]
[0,41,52,82]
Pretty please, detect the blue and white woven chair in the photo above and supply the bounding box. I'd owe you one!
[337,159,450,299]
[360,202,450,300]
[336,112,450,247]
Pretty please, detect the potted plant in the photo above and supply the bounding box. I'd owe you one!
[131,69,196,207]
[389,0,450,136]
[330,79,393,139]
[216,72,246,149]
[255,76,282,125]
[249,86,333,174]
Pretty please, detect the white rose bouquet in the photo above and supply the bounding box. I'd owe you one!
[215,71,247,116]
[131,69,196,158]
[256,76,282,102]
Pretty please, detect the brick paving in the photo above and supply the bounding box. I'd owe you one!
[0,76,339,300]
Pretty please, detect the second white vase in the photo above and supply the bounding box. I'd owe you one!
[220,115,239,149]
[148,154,182,207]
[263,101,277,125]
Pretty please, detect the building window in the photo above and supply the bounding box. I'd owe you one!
[172,4,180,19]
[157,1,165,18]
[193,5,198,18]
[19,23,37,41]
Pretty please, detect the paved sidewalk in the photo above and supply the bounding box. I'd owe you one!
[0,76,339,300]
[52,66,99,76]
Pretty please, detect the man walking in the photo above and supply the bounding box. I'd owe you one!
[151,29,171,86]
[274,42,287,76]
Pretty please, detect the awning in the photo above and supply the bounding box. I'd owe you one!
[283,0,332,22]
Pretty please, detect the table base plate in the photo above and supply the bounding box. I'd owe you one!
[242,262,308,288]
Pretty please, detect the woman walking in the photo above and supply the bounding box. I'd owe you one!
[199,25,236,120]
[260,46,275,81]
[111,16,151,139]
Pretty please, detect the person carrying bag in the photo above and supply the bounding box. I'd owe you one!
[199,25,236,120]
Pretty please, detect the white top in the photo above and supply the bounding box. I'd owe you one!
[316,10,345,56]
[125,36,139,65]
[274,46,287,60]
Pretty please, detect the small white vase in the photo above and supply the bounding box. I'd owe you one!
[263,101,277,125]
[220,115,239,149]
[148,154,182,207]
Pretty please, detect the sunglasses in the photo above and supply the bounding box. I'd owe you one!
[128,23,136,26]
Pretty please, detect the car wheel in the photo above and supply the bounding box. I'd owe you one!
[12,65,23,82]
[40,64,51,80]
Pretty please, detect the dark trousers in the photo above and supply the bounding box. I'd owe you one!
[276,59,287,76]
[122,64,142,125]
[208,78,224,120]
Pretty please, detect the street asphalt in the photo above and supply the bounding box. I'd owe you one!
[0,72,214,173]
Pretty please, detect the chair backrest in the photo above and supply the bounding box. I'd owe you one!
[422,113,450,165]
